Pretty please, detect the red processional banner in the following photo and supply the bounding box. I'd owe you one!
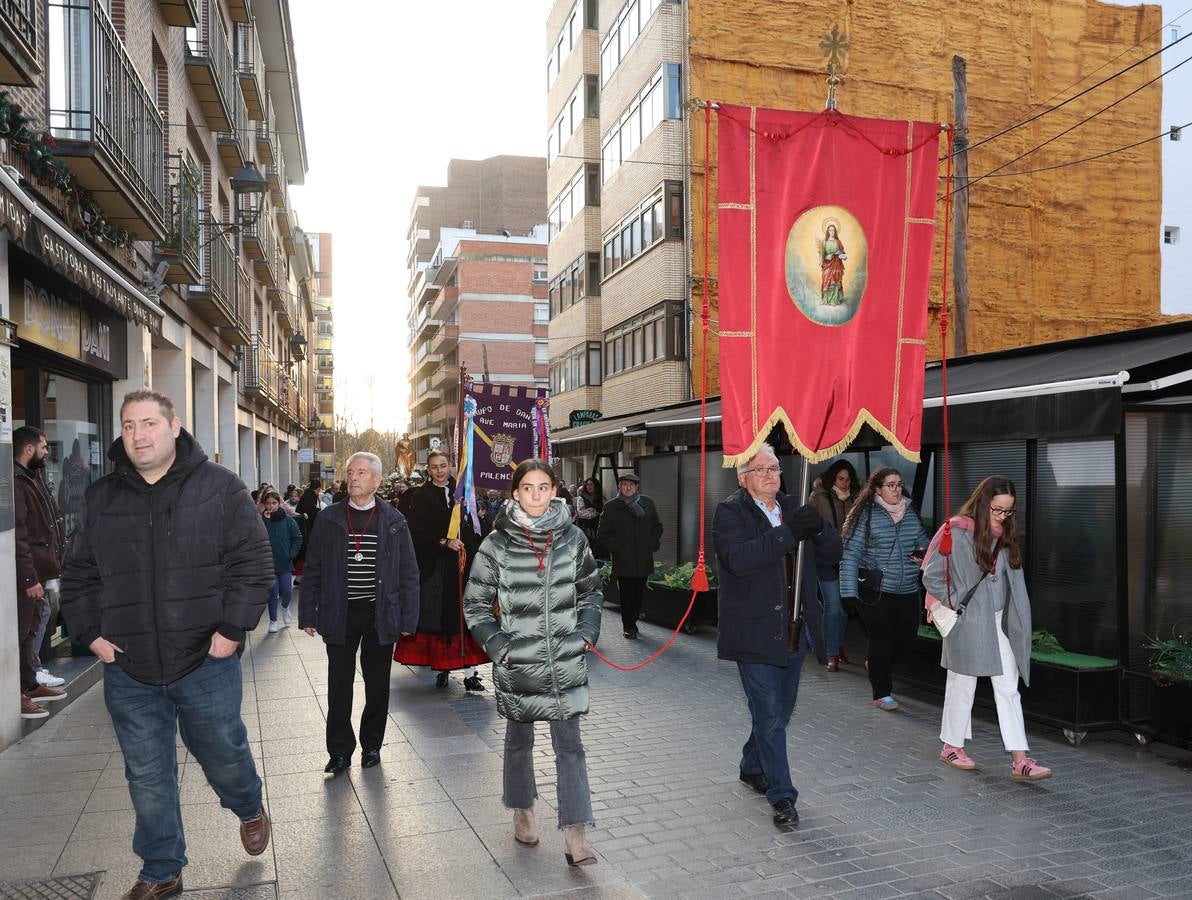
[716,104,943,465]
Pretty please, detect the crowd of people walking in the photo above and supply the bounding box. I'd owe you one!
[39,387,1053,898]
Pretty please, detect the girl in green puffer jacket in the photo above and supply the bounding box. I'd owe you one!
[463,459,603,867]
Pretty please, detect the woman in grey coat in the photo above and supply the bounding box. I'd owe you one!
[921,476,1052,781]
[464,459,603,867]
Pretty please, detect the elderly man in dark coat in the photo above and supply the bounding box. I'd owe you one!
[597,471,663,640]
[713,443,840,830]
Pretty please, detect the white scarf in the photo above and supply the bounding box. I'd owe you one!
[833,486,851,502]
[875,494,909,524]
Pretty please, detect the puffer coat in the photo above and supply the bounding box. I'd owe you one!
[839,501,930,598]
[463,498,602,722]
[60,430,272,685]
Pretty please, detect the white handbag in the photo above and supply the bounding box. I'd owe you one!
[931,604,958,638]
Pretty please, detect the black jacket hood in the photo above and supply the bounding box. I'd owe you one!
[108,428,207,489]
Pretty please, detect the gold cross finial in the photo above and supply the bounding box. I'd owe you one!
[819,25,849,110]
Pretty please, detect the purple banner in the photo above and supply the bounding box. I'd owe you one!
[467,382,550,493]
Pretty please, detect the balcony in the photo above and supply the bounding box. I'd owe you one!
[0,0,38,85]
[48,0,166,240]
[155,155,201,285]
[216,67,248,172]
[226,0,250,24]
[227,262,252,345]
[156,0,198,28]
[189,229,237,329]
[267,150,286,205]
[233,19,263,119]
[255,97,275,166]
[242,337,281,406]
[184,0,234,132]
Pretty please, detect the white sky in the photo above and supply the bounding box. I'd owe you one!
[288,1,552,432]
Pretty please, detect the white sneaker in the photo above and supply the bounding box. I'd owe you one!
[36,669,65,688]
[268,620,279,633]
[282,607,293,625]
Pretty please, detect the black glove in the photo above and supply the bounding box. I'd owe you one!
[780,500,822,541]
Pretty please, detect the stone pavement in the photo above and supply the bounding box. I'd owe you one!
[2,596,1192,900]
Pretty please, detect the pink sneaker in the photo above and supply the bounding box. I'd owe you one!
[1011,757,1052,781]
[940,743,976,770]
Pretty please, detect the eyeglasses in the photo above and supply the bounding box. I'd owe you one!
[990,506,1015,518]
[744,465,782,476]
[880,482,904,490]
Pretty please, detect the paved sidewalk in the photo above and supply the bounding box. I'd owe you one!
[2,596,1192,899]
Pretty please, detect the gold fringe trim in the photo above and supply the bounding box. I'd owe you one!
[720,405,922,468]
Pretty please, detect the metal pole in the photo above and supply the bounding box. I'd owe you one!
[790,457,811,649]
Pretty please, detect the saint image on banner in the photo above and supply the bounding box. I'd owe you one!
[785,205,869,327]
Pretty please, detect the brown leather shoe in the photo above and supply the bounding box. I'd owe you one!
[826,655,840,673]
[26,684,67,702]
[240,807,270,856]
[121,873,182,899]
[837,647,849,665]
[20,694,48,719]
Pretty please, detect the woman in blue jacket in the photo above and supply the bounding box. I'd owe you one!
[839,468,929,711]
[262,491,302,633]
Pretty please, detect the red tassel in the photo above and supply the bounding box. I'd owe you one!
[940,521,953,556]
[690,551,711,593]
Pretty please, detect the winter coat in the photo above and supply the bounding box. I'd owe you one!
[808,484,855,579]
[713,488,839,667]
[264,510,303,575]
[14,462,65,589]
[60,430,273,686]
[839,502,930,598]
[299,499,421,645]
[597,492,663,578]
[463,498,602,722]
[406,478,483,636]
[921,517,1032,685]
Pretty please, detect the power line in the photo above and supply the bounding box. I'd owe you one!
[944,52,1191,199]
[974,118,1190,180]
[954,9,1191,159]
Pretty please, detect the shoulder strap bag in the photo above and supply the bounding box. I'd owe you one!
[857,511,902,608]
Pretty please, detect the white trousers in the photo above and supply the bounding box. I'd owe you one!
[939,611,1029,752]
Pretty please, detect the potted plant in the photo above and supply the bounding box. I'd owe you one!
[1146,625,1192,743]
[642,562,718,634]
[599,562,618,608]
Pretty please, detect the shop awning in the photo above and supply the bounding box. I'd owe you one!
[644,399,722,447]
[922,321,1192,442]
[551,410,647,457]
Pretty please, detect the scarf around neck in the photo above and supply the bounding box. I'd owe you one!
[621,490,645,518]
[875,494,909,524]
[833,486,851,502]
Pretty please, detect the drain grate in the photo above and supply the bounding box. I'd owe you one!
[0,873,100,900]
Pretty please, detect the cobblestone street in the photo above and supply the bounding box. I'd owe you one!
[2,596,1192,899]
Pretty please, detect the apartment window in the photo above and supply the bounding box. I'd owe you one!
[548,252,599,318]
[317,320,332,336]
[547,1,595,89]
[548,164,599,238]
[602,181,683,279]
[534,341,549,364]
[601,0,675,86]
[534,303,550,323]
[603,301,685,378]
[549,341,602,394]
[532,268,548,282]
[1165,226,1180,245]
[547,78,596,165]
[601,64,682,182]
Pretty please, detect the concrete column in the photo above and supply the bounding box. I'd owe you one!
[192,356,216,459]
[217,371,237,473]
[0,237,20,750]
[111,321,152,436]
[239,423,255,485]
[151,318,189,427]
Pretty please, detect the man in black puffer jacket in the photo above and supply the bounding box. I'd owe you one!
[60,390,274,899]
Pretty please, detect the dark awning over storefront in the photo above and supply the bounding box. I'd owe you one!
[644,399,722,447]
[551,409,647,457]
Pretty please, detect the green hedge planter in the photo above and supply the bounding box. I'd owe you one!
[901,627,1120,745]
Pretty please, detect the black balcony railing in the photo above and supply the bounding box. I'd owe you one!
[184,0,234,131]
[48,0,166,233]
[195,228,236,322]
[234,19,264,118]
[243,337,280,403]
[0,0,36,54]
[157,155,200,281]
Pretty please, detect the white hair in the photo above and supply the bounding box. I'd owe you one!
[735,442,778,474]
[347,452,383,477]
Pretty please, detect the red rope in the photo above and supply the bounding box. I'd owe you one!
[587,103,714,671]
[716,106,941,157]
[938,127,956,602]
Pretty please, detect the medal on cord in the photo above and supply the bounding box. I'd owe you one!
[346,504,378,562]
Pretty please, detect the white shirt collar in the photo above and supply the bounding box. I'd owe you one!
[348,497,376,510]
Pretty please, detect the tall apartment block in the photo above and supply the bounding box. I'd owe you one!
[405,156,547,460]
[545,0,689,480]
[305,230,335,483]
[0,0,316,749]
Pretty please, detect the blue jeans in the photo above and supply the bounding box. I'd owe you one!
[268,571,293,622]
[104,654,262,884]
[737,648,806,806]
[503,718,595,829]
[819,578,847,654]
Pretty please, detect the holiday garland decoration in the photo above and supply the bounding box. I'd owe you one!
[0,90,134,249]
